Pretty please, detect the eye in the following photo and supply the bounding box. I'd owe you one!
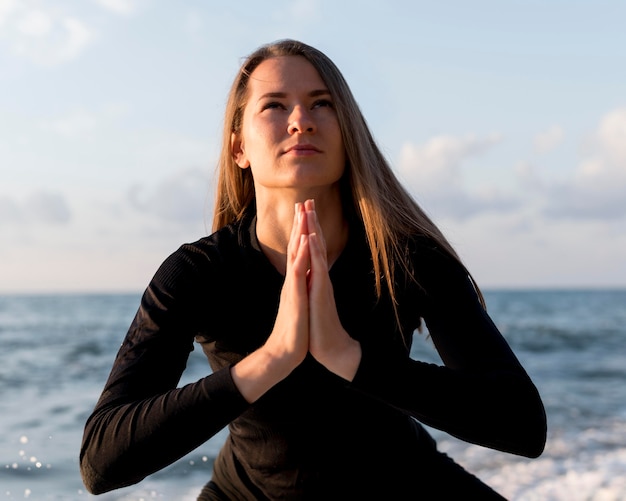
[261,101,285,111]
[312,99,334,109]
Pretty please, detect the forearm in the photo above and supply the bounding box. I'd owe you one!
[350,344,546,458]
[311,331,362,381]
[80,366,248,494]
[231,346,301,403]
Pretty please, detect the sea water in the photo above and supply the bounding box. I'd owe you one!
[1,290,625,500]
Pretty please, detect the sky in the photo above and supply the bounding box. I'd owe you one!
[1,0,625,293]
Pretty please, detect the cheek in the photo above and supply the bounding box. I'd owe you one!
[328,118,343,146]
[332,126,345,158]
[247,118,281,148]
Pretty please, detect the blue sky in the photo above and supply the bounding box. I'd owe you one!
[1,0,625,293]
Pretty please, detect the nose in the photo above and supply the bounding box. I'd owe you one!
[288,106,315,134]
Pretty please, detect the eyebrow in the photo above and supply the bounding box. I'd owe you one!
[257,89,331,101]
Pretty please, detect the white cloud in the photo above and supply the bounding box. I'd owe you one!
[27,191,72,223]
[16,8,51,36]
[443,213,626,288]
[184,10,204,38]
[53,17,93,63]
[543,108,626,220]
[269,0,321,23]
[93,0,140,16]
[1,4,95,66]
[40,109,98,139]
[128,168,212,226]
[39,104,128,139]
[0,0,16,26]
[595,108,626,164]
[0,195,20,224]
[0,191,72,225]
[399,133,502,182]
[397,133,515,219]
[288,0,320,20]
[534,125,564,154]
[514,160,540,188]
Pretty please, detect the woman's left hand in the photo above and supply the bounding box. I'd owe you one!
[304,199,361,381]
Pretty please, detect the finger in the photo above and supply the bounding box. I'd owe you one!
[309,232,328,270]
[304,199,325,238]
[287,204,299,254]
[292,234,311,282]
[305,210,327,258]
[287,203,307,265]
[290,202,302,241]
[305,199,320,235]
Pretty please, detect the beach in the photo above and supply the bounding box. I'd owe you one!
[1,290,625,500]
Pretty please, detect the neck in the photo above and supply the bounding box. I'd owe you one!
[254,187,348,275]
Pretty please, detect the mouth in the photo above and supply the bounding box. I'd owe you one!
[284,144,321,154]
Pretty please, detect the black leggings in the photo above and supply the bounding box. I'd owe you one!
[198,480,230,501]
[198,454,507,501]
[419,450,508,500]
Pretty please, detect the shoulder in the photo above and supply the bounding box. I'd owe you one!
[177,221,247,264]
[404,233,454,268]
[150,219,253,296]
[402,233,472,292]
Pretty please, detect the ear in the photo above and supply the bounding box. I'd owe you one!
[231,132,250,169]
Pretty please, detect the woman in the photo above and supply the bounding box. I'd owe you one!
[80,39,546,500]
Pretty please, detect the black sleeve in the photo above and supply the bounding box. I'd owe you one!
[351,241,547,458]
[79,244,249,494]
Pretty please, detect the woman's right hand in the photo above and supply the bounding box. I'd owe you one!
[263,202,311,370]
[231,203,311,403]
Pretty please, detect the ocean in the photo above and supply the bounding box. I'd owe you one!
[1,289,625,500]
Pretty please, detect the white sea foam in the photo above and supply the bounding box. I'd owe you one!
[486,447,626,501]
[435,421,626,501]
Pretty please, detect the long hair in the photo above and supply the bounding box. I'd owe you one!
[213,39,485,312]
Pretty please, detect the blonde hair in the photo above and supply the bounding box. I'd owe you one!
[213,39,485,313]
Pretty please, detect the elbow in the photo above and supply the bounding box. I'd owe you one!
[80,455,110,495]
[508,387,548,458]
[522,406,548,458]
[79,435,140,495]
[524,382,548,458]
[80,410,144,495]
[526,441,546,459]
[487,411,546,459]
[80,453,141,495]
[490,376,548,458]
[517,428,546,459]
[80,427,110,494]
[80,425,116,494]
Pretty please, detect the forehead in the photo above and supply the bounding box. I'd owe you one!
[247,55,327,95]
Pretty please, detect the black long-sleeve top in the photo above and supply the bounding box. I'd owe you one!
[80,213,546,499]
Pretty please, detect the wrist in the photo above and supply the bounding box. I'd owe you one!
[315,336,362,382]
[231,347,298,403]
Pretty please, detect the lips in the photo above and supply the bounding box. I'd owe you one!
[284,144,321,154]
